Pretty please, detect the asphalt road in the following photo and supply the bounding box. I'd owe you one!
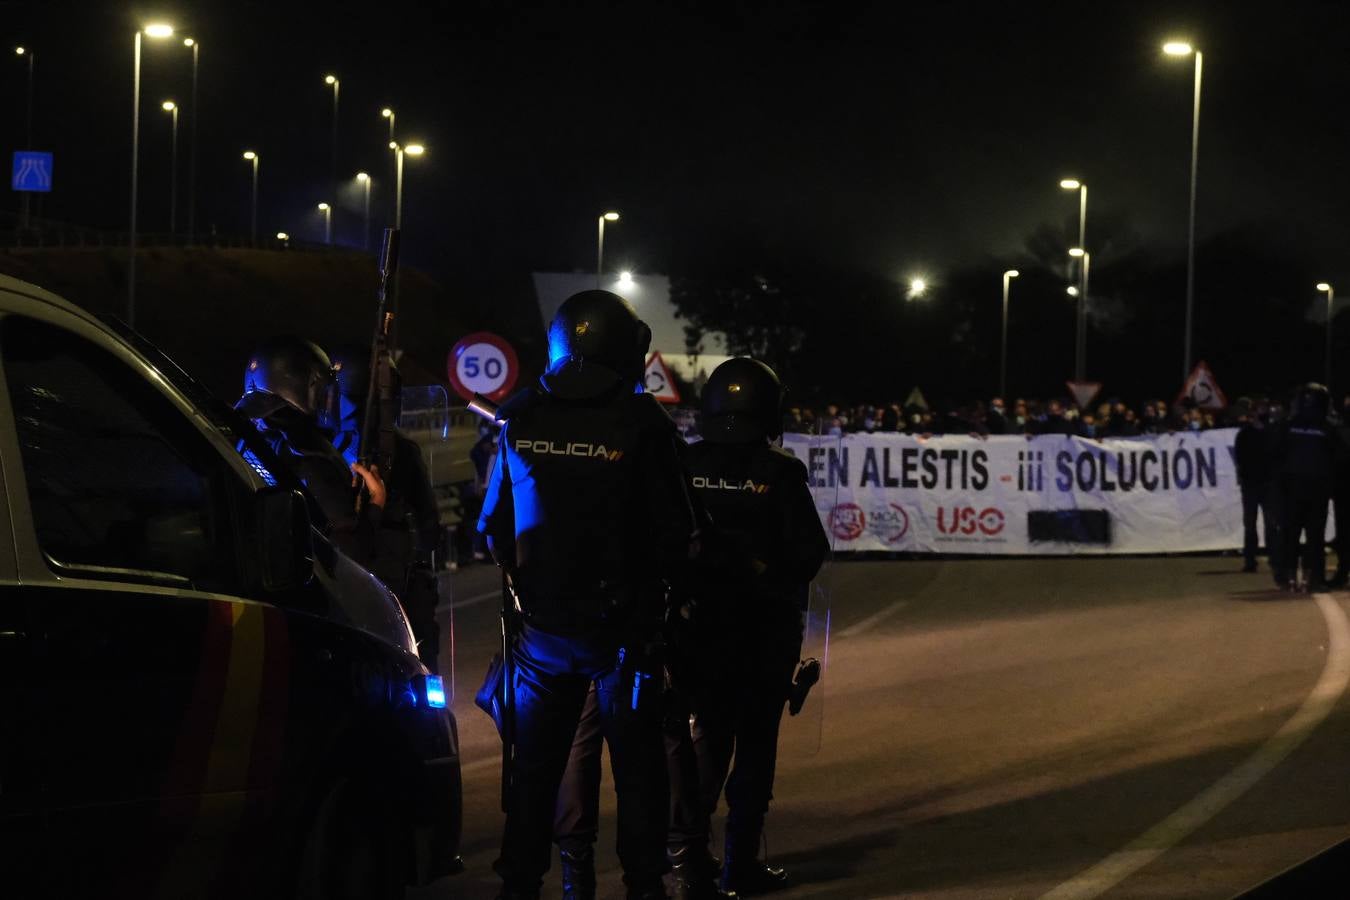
[412,555,1350,899]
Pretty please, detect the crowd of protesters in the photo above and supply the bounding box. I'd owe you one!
[782,396,1240,437]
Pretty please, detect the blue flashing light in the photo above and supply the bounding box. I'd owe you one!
[241,448,278,486]
[425,675,446,709]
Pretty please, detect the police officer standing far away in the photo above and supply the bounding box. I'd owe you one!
[236,335,387,560]
[672,358,829,896]
[1234,400,1278,574]
[1271,383,1338,591]
[328,343,445,673]
[1330,394,1350,587]
[478,290,700,900]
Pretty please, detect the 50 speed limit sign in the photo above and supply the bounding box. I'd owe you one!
[447,331,520,403]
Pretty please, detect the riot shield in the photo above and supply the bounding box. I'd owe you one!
[398,385,457,693]
[779,423,841,758]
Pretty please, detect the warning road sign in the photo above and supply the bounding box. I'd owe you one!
[1178,361,1227,410]
[1066,380,1102,410]
[11,151,52,193]
[643,352,681,404]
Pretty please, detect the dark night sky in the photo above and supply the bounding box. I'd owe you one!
[4,0,1350,288]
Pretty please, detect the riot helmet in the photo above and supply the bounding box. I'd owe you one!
[701,357,784,443]
[242,335,339,428]
[328,342,403,425]
[546,290,651,383]
[1292,382,1331,421]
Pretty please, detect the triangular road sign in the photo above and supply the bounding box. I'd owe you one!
[1178,360,1227,410]
[1066,380,1102,410]
[904,386,929,410]
[643,352,681,404]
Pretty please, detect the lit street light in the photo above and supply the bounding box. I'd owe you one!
[1319,282,1336,387]
[162,101,179,234]
[1068,249,1091,380]
[390,141,425,230]
[1163,38,1204,382]
[1000,269,1019,399]
[325,74,340,238]
[318,202,332,245]
[907,277,927,299]
[183,37,200,244]
[618,270,636,290]
[276,231,289,242]
[129,21,176,326]
[382,108,397,220]
[242,151,259,245]
[356,172,372,251]
[596,211,620,288]
[15,45,35,228]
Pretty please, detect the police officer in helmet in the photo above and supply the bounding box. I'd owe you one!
[478,290,699,900]
[236,335,386,558]
[328,343,444,672]
[671,358,828,895]
[1272,382,1338,591]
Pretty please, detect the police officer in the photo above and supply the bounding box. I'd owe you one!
[478,290,699,900]
[1234,401,1277,574]
[1271,383,1337,591]
[674,358,829,895]
[328,343,445,672]
[236,335,386,559]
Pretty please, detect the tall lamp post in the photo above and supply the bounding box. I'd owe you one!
[183,37,199,244]
[382,108,396,221]
[596,211,620,287]
[1059,178,1088,377]
[1069,248,1091,380]
[162,101,179,234]
[356,172,371,250]
[1000,269,1019,399]
[318,202,332,245]
[1164,40,1203,382]
[325,74,340,239]
[390,141,425,229]
[129,22,176,326]
[1319,282,1336,388]
[242,151,259,245]
[16,46,35,228]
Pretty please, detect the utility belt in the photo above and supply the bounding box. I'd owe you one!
[512,573,659,638]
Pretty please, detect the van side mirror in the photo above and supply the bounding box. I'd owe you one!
[255,487,315,592]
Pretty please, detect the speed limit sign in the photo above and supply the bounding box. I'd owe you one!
[447,331,520,403]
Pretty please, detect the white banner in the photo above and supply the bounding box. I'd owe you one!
[784,429,1245,555]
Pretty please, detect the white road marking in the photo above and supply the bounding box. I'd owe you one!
[838,599,909,638]
[1041,592,1350,900]
[436,589,501,614]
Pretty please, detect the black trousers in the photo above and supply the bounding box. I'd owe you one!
[554,684,603,854]
[495,625,667,892]
[1280,477,1330,585]
[1240,479,1277,566]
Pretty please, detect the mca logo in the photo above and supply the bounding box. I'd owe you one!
[692,475,770,494]
[516,439,624,461]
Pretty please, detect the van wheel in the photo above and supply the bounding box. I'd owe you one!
[296,775,405,900]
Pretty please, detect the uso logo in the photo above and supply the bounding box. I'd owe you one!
[867,503,911,545]
[828,503,865,541]
[936,507,1005,537]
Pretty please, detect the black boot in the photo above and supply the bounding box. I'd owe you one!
[670,845,737,899]
[721,832,787,896]
[560,846,597,900]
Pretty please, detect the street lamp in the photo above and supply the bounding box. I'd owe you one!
[618,270,636,290]
[381,108,397,220]
[128,21,176,326]
[1163,38,1204,382]
[907,277,927,299]
[325,74,340,236]
[242,151,260,245]
[183,37,200,244]
[1000,269,1019,399]
[162,101,179,234]
[318,202,332,244]
[390,141,425,229]
[276,231,289,242]
[596,211,620,287]
[1319,282,1335,387]
[356,171,372,251]
[1068,248,1091,380]
[16,46,35,228]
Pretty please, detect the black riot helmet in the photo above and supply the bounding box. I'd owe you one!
[1292,382,1331,421]
[547,290,651,383]
[329,343,402,413]
[242,335,339,426]
[701,357,785,443]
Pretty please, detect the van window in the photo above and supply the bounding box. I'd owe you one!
[1,315,240,593]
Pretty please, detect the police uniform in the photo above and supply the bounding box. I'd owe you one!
[478,290,698,900]
[672,358,829,896]
[330,344,445,672]
[1272,384,1337,590]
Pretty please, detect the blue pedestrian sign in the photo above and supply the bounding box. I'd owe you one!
[12,151,53,193]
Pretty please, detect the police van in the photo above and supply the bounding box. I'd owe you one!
[0,274,462,898]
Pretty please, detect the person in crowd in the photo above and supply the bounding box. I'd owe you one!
[1234,401,1278,574]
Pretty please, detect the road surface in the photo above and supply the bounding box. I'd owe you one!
[414,555,1350,898]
